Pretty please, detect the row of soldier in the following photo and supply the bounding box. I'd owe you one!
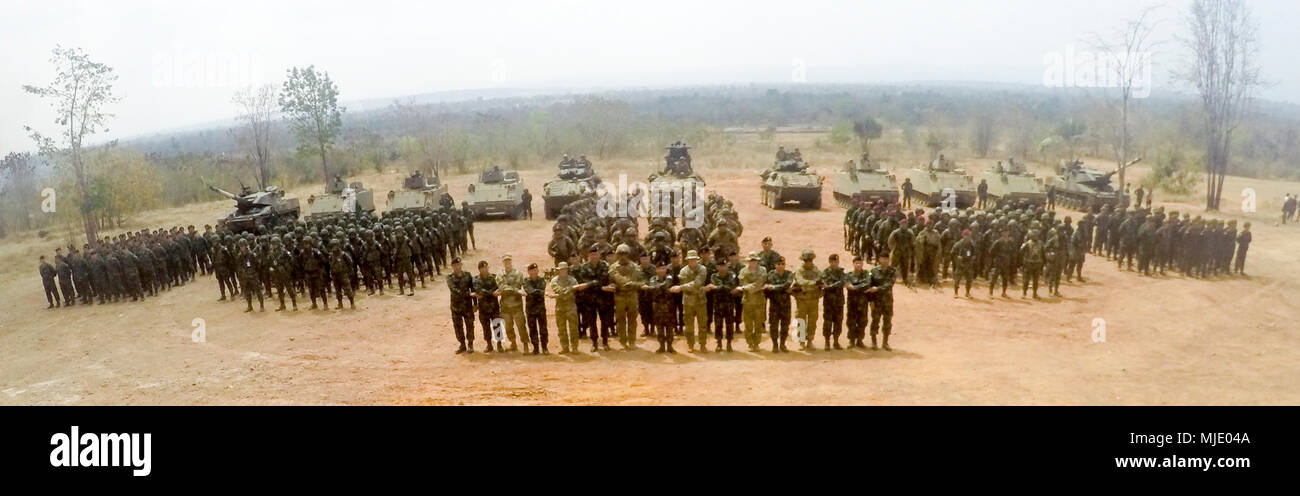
[38,226,210,308]
[446,239,899,355]
[845,197,1254,300]
[38,204,478,311]
[547,192,743,266]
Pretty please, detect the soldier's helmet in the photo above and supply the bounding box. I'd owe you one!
[616,243,631,255]
[800,249,815,261]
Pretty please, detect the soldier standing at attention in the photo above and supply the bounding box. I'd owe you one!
[1020,233,1045,299]
[820,254,846,350]
[792,249,822,351]
[710,255,739,352]
[56,250,76,307]
[329,240,357,309]
[473,260,502,352]
[901,178,913,209]
[844,256,872,348]
[461,201,476,249]
[447,258,476,354]
[1234,222,1252,275]
[302,238,328,310]
[523,263,549,354]
[496,254,528,352]
[609,244,645,350]
[671,250,709,352]
[989,229,1015,298]
[40,255,60,308]
[521,189,533,220]
[977,178,988,209]
[764,256,794,353]
[236,240,264,312]
[269,237,299,311]
[548,262,580,354]
[646,264,676,353]
[951,229,976,298]
[867,253,897,351]
[637,254,656,337]
[738,252,768,352]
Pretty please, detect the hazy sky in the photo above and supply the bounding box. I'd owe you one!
[3,0,1297,153]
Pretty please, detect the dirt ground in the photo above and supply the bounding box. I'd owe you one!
[1,146,1297,405]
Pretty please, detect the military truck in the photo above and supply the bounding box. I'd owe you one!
[832,155,898,207]
[208,183,300,233]
[542,156,601,219]
[386,170,451,214]
[902,156,977,209]
[977,158,1046,207]
[305,176,375,220]
[760,159,823,209]
[1050,158,1133,211]
[465,166,528,220]
[648,142,706,218]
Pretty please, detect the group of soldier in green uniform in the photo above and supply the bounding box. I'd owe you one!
[38,204,476,312]
[844,196,1255,300]
[38,226,210,308]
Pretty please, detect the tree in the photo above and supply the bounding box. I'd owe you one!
[22,46,121,246]
[0,152,38,237]
[1088,7,1160,197]
[1176,0,1265,210]
[969,110,996,158]
[1039,118,1089,162]
[279,66,344,186]
[232,84,278,189]
[852,117,883,156]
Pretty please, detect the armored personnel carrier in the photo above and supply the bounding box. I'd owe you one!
[832,155,898,207]
[542,156,601,219]
[902,156,977,209]
[1051,159,1128,211]
[760,159,823,209]
[465,166,527,220]
[208,183,300,233]
[386,170,450,214]
[305,175,375,220]
[977,158,1046,207]
[648,142,706,218]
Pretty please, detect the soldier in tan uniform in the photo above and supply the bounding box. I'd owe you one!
[608,244,645,350]
[671,250,710,352]
[791,248,823,351]
[548,262,581,354]
[737,252,768,352]
[496,254,527,352]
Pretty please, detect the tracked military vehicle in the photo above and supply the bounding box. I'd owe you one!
[977,159,1046,207]
[386,170,450,214]
[832,155,898,207]
[465,166,527,220]
[542,156,601,219]
[305,175,375,220]
[648,142,706,218]
[208,183,300,233]
[902,156,977,209]
[760,159,823,209]
[1051,158,1128,211]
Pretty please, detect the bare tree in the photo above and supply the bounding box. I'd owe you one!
[23,46,121,246]
[1175,0,1264,210]
[232,84,277,189]
[1088,7,1161,193]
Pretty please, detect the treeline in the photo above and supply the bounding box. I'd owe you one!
[5,83,1299,239]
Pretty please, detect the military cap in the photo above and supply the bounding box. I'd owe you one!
[800,249,815,261]
[556,262,569,270]
[616,244,631,255]
[685,250,699,260]
[746,251,760,261]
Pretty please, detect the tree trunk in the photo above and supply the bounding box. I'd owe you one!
[319,140,329,186]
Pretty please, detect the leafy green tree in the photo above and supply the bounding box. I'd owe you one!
[279,66,344,185]
[852,117,883,156]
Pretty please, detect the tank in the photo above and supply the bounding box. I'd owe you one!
[465,166,527,220]
[977,159,1046,207]
[385,170,451,214]
[902,157,977,209]
[760,159,823,209]
[648,142,706,219]
[541,157,601,219]
[305,176,375,220]
[832,156,898,207]
[1051,159,1123,211]
[208,183,300,233]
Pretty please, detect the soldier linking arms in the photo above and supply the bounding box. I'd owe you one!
[473,260,502,353]
[447,258,476,354]
[764,256,794,353]
[548,262,580,354]
[820,254,846,350]
[737,252,768,352]
[645,264,676,353]
[671,250,709,352]
[523,263,549,355]
[866,253,897,351]
[709,255,740,352]
[792,249,822,351]
[497,254,527,352]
